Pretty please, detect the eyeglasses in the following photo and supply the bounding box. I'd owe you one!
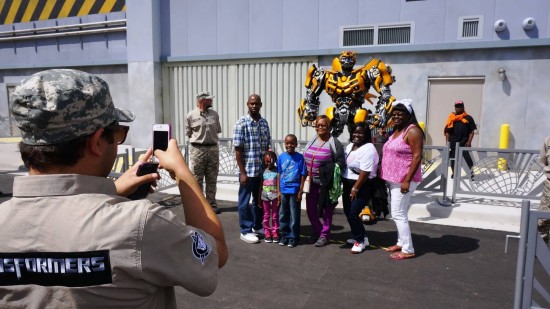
[315,124,328,128]
[104,122,129,145]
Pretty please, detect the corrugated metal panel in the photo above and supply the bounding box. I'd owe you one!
[163,58,318,143]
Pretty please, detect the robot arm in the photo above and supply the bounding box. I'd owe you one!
[297,64,325,127]
[364,59,396,128]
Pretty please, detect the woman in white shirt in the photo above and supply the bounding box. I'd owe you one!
[342,122,379,254]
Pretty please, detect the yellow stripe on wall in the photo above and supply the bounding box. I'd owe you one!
[58,0,76,19]
[39,0,57,20]
[77,0,95,16]
[0,1,6,19]
[99,0,116,14]
[1,0,125,25]
[5,0,22,25]
[21,0,39,23]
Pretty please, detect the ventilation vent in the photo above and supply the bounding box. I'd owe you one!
[459,16,483,39]
[343,28,374,47]
[341,23,413,47]
[378,25,411,45]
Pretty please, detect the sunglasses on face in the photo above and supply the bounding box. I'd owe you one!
[104,122,130,145]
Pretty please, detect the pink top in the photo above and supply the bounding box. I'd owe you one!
[381,124,422,183]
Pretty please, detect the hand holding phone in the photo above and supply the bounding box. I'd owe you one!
[127,162,159,200]
[153,124,171,152]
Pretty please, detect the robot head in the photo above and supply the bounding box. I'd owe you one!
[338,51,357,72]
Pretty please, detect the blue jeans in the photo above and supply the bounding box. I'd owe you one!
[238,175,263,234]
[279,193,301,241]
[342,178,371,242]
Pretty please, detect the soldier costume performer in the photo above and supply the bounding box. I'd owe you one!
[0,69,228,308]
[297,51,396,137]
[186,91,222,214]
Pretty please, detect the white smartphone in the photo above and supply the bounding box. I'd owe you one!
[153,124,171,153]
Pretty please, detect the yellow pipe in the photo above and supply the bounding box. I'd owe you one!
[498,124,510,170]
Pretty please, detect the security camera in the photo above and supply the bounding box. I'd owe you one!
[522,17,536,30]
[494,19,507,32]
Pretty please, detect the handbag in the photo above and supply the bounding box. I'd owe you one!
[303,175,311,193]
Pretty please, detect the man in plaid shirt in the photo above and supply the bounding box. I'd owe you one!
[233,94,272,244]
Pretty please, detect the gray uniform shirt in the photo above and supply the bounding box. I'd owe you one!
[186,108,221,145]
[0,174,219,309]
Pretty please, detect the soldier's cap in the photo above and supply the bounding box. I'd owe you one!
[454,100,465,106]
[196,91,215,100]
[10,69,135,145]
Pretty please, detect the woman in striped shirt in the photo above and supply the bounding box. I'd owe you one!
[303,115,345,247]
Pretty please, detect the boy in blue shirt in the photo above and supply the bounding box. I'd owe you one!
[277,134,307,248]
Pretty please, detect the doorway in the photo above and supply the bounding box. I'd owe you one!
[426,77,484,146]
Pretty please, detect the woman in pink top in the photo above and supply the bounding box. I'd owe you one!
[380,99,423,260]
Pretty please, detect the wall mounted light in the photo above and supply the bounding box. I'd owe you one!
[522,17,536,30]
[494,19,507,32]
[498,68,506,81]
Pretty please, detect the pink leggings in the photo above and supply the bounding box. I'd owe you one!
[262,199,280,238]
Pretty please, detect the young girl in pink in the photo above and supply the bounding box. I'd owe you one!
[258,151,280,242]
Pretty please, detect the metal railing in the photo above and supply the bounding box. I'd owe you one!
[109,140,544,205]
[513,200,550,308]
[0,19,126,42]
[452,145,543,202]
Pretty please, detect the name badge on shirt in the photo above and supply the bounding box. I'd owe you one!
[0,250,112,287]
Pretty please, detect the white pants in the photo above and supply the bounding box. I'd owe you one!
[387,181,418,254]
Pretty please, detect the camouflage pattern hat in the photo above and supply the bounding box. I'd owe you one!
[195,91,215,100]
[10,69,135,145]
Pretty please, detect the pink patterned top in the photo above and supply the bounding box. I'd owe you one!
[381,124,422,183]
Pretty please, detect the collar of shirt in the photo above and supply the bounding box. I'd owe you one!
[13,174,118,197]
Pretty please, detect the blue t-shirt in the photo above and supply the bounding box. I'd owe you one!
[277,152,307,195]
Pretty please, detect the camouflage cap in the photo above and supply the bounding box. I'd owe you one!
[10,69,135,145]
[196,91,215,100]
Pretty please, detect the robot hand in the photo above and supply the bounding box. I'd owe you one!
[297,97,320,127]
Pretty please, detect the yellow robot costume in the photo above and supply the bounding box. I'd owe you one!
[297,51,396,137]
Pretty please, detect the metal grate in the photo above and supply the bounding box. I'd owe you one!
[378,25,411,45]
[462,19,479,38]
[343,28,374,46]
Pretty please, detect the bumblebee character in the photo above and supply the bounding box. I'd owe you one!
[297,51,396,137]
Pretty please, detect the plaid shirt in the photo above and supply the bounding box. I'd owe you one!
[233,114,271,177]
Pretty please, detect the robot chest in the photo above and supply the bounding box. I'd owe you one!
[325,74,367,96]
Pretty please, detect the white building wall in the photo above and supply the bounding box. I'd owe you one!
[163,57,318,144]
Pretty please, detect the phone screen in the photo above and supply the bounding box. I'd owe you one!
[153,130,169,151]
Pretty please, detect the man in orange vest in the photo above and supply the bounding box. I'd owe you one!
[444,100,477,178]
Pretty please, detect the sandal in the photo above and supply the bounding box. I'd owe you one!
[390,252,416,260]
[384,245,402,252]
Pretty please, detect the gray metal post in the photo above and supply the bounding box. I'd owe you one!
[451,142,460,203]
[437,144,452,206]
[513,200,530,309]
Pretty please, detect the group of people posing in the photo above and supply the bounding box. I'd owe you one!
[233,94,424,260]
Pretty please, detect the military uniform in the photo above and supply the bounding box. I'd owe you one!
[539,135,550,243]
[0,175,218,308]
[186,93,222,210]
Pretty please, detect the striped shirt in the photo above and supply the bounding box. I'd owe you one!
[304,138,332,183]
[233,114,271,177]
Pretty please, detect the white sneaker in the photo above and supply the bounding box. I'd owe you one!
[252,228,265,236]
[351,241,366,254]
[240,233,259,244]
[347,237,369,246]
